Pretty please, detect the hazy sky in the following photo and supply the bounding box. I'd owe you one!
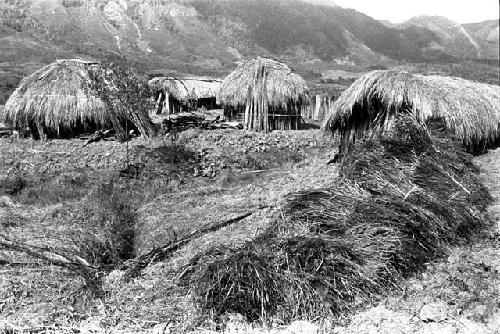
[331,0,499,23]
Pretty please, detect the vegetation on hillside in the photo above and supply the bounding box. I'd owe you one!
[188,0,428,61]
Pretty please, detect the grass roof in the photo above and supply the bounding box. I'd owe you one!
[323,70,500,153]
[2,59,156,140]
[218,57,309,108]
[148,76,222,103]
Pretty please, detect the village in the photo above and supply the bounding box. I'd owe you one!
[0,0,499,333]
[0,52,498,333]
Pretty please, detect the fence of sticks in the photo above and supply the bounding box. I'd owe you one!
[179,115,493,322]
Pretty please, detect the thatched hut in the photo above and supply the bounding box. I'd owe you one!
[323,70,500,154]
[2,59,156,140]
[218,57,309,132]
[148,76,222,114]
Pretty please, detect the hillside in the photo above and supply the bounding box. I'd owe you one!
[463,19,500,60]
[0,0,498,105]
[1,0,497,68]
[397,16,499,60]
[187,0,427,62]
[1,0,485,70]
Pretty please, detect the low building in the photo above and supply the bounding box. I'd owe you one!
[218,57,309,132]
[149,76,222,114]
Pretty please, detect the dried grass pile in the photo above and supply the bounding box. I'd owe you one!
[323,70,500,154]
[179,116,492,323]
[0,180,136,285]
[218,57,309,131]
[1,59,156,140]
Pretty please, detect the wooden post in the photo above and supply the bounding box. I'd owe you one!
[262,67,269,133]
[253,59,261,131]
[244,101,250,130]
[165,93,171,114]
[155,92,163,114]
[315,95,321,120]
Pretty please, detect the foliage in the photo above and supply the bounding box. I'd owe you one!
[412,61,500,85]
[0,0,34,32]
[189,0,424,61]
[90,55,156,139]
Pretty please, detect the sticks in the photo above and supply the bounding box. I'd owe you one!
[122,208,269,281]
[0,233,101,290]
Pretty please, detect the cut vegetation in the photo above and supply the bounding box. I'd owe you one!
[178,116,493,326]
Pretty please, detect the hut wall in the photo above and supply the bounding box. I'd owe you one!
[301,94,332,121]
[226,105,302,130]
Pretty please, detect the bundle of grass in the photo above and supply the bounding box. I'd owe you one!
[276,235,380,319]
[180,115,492,325]
[2,59,156,140]
[149,76,222,114]
[179,244,285,322]
[218,57,309,131]
[323,70,500,154]
[0,179,137,292]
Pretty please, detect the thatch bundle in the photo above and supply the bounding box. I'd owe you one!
[218,57,309,131]
[323,70,500,154]
[2,59,156,140]
[180,116,492,323]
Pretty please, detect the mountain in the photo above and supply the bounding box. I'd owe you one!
[379,20,398,28]
[187,0,429,62]
[0,0,498,104]
[396,16,499,60]
[0,0,445,70]
[2,0,496,70]
[301,0,337,7]
[0,0,238,73]
[463,19,500,60]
